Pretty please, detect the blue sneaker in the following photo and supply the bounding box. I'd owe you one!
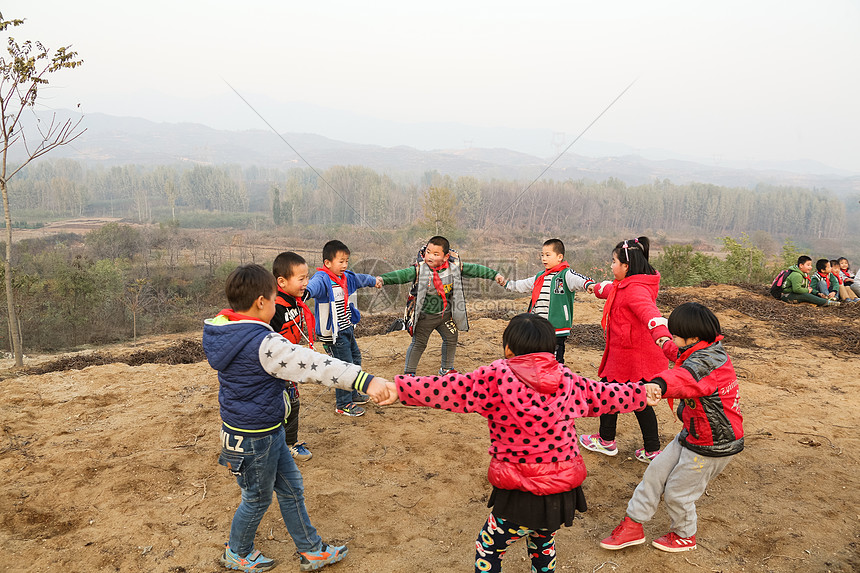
[352,393,371,405]
[335,402,365,417]
[220,545,276,572]
[290,442,313,461]
[297,542,348,571]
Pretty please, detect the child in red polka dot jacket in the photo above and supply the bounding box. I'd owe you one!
[386,313,661,573]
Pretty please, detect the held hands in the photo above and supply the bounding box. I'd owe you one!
[375,276,384,288]
[495,273,507,287]
[643,383,662,406]
[586,284,595,294]
[365,377,399,405]
[655,336,679,361]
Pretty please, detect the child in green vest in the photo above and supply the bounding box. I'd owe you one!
[505,239,595,364]
[379,236,506,375]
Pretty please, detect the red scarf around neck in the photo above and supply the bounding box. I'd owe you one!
[429,260,450,310]
[600,278,622,334]
[531,261,570,311]
[284,292,316,349]
[817,271,831,288]
[317,267,350,315]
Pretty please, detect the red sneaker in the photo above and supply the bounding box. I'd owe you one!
[599,517,645,550]
[651,532,697,552]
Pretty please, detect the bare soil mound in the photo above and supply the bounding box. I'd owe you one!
[1,285,857,572]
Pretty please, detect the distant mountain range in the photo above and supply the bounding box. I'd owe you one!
[17,110,860,195]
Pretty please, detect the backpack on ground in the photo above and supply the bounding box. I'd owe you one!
[403,246,460,336]
[769,268,795,299]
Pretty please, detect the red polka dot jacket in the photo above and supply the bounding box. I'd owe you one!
[395,352,649,495]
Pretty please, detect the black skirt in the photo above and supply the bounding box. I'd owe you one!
[487,486,587,531]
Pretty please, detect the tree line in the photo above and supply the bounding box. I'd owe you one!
[7,160,855,240]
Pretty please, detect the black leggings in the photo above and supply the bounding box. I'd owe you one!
[598,405,661,453]
[475,513,557,573]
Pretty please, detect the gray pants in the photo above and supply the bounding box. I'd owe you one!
[626,434,733,538]
[404,309,458,374]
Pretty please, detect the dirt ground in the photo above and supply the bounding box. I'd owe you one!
[1,285,858,573]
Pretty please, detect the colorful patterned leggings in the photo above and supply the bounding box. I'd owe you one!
[474,512,557,573]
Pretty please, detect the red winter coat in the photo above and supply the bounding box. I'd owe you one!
[650,336,744,457]
[395,352,649,495]
[593,273,677,383]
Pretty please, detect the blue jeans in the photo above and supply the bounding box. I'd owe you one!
[218,426,323,556]
[324,326,363,409]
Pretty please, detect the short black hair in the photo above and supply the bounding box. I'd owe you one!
[612,236,656,276]
[543,238,565,257]
[667,302,721,344]
[815,258,830,272]
[225,264,277,313]
[273,251,307,280]
[427,236,450,254]
[502,313,556,356]
[829,259,840,270]
[322,240,350,262]
[797,255,812,265]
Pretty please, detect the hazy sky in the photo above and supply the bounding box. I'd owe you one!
[4,1,859,172]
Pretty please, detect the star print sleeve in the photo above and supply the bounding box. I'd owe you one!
[258,332,374,393]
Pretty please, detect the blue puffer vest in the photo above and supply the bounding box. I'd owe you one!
[203,318,286,436]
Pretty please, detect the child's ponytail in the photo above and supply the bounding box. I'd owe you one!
[613,236,656,277]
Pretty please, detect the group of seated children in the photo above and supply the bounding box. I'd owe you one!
[202,235,743,572]
[781,255,859,306]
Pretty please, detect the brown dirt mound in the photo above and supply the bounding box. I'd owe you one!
[1,285,858,572]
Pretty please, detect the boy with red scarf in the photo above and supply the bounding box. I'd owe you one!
[306,240,383,417]
[270,251,316,460]
[379,236,506,376]
[505,238,596,364]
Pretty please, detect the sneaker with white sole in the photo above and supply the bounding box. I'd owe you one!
[634,448,661,463]
[579,433,618,456]
[289,442,313,461]
[652,532,697,552]
[220,544,276,572]
[297,542,348,571]
[600,516,645,550]
[335,402,365,417]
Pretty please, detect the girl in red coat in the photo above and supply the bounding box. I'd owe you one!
[392,314,661,573]
[579,237,679,462]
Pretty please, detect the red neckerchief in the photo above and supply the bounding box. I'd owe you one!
[531,261,570,311]
[817,271,831,289]
[217,308,266,323]
[317,267,350,315]
[600,278,622,334]
[295,297,316,349]
[429,260,450,310]
[276,289,317,349]
[666,335,723,412]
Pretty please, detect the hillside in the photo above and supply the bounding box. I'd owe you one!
[16,111,860,193]
[1,285,857,572]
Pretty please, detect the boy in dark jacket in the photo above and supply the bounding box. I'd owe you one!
[203,264,392,572]
[270,251,315,461]
[600,302,743,554]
